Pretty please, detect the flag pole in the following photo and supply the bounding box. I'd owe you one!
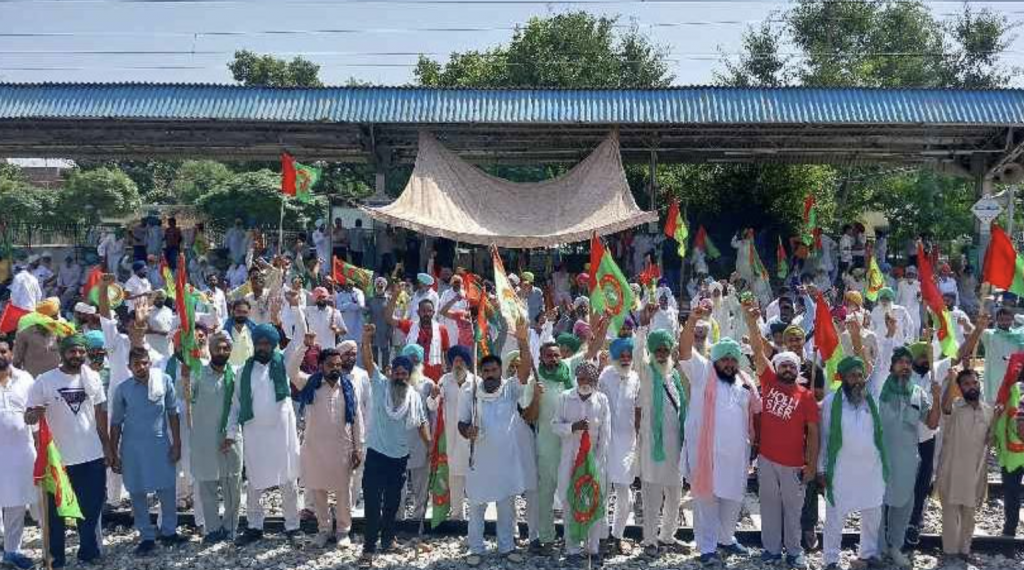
[277,197,285,256]
[38,485,53,570]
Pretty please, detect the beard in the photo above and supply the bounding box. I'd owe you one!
[912,363,930,376]
[0,357,9,371]
[777,371,798,384]
[253,350,272,364]
[714,365,737,384]
[962,388,981,402]
[483,377,502,393]
[324,370,342,383]
[210,355,230,368]
[616,362,632,375]
[651,358,675,378]
[234,315,248,324]
[842,382,865,404]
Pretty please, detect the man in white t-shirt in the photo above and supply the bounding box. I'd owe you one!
[25,333,112,568]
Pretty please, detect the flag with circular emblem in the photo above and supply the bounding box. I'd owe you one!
[566,430,604,543]
[589,235,634,333]
[281,152,322,203]
[428,402,451,528]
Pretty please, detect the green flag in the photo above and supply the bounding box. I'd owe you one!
[566,430,604,543]
[428,403,450,528]
[589,247,634,333]
[35,418,83,519]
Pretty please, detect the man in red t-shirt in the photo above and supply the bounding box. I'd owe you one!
[384,290,449,382]
[747,304,820,568]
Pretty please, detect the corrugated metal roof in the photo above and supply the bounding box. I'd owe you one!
[2,83,1024,125]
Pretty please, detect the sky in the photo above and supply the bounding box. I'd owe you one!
[1,0,1024,86]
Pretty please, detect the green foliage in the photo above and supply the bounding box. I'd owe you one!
[0,178,61,227]
[195,169,324,228]
[61,167,142,223]
[415,12,672,87]
[229,50,322,87]
[0,162,24,183]
[171,160,234,204]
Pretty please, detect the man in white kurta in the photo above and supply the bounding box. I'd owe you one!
[428,345,475,521]
[869,288,914,348]
[679,308,759,563]
[597,338,640,553]
[305,287,346,348]
[458,329,531,564]
[0,342,36,570]
[553,361,611,560]
[225,324,301,545]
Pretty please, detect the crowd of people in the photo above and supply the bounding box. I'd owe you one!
[0,215,1023,570]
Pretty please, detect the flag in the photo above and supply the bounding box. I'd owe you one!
[814,291,845,392]
[475,300,491,359]
[160,258,176,299]
[34,418,83,519]
[776,237,789,280]
[983,224,1024,296]
[864,249,885,302]
[492,246,526,330]
[638,261,661,288]
[801,193,821,250]
[0,303,29,334]
[995,353,1024,472]
[917,243,958,359]
[175,253,202,373]
[81,266,102,304]
[462,272,484,308]
[332,256,375,298]
[587,234,605,290]
[589,237,635,333]
[566,430,604,543]
[427,403,450,528]
[663,201,688,258]
[693,225,721,260]
[749,238,769,281]
[281,152,321,203]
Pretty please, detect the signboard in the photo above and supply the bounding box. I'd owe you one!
[972,197,1003,226]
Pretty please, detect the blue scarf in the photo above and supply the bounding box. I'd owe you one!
[294,371,356,425]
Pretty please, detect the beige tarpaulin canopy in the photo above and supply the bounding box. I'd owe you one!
[362,131,658,249]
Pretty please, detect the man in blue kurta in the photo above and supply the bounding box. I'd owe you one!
[110,346,183,556]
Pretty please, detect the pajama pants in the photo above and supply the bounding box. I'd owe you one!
[362,449,408,554]
[883,499,914,553]
[312,487,352,537]
[641,483,682,546]
[694,496,742,555]
[2,506,26,554]
[198,475,242,537]
[246,479,300,532]
[940,502,976,555]
[757,456,806,556]
[610,483,633,539]
[522,488,540,541]
[129,487,177,541]
[468,497,516,555]
[537,460,559,544]
[401,466,429,521]
[823,504,881,565]
[448,474,467,521]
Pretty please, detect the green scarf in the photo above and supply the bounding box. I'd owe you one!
[650,362,687,463]
[538,360,574,391]
[879,375,912,404]
[825,388,888,506]
[237,353,290,427]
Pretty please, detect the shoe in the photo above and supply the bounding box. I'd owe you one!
[134,540,156,557]
[904,525,920,547]
[802,530,818,551]
[760,551,783,563]
[285,530,302,546]
[505,552,524,563]
[158,533,187,546]
[659,537,691,553]
[699,552,719,565]
[2,552,34,570]
[465,554,483,567]
[201,530,224,545]
[313,532,331,549]
[643,544,659,557]
[786,553,808,569]
[337,533,352,548]
[889,548,911,568]
[234,529,263,546]
[720,542,749,557]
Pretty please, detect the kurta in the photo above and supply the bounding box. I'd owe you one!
[110,372,179,494]
[336,289,365,345]
[536,354,583,481]
[304,305,345,349]
[226,361,301,490]
[436,372,474,477]
[879,379,931,507]
[935,399,992,508]
[598,366,639,485]
[679,352,757,502]
[552,389,611,502]
[0,368,36,506]
[634,331,685,486]
[459,379,526,503]
[299,375,363,491]
[189,365,242,482]
[406,382,435,471]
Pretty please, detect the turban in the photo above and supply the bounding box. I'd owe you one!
[556,333,582,354]
[783,325,805,339]
[573,320,591,338]
[508,274,520,286]
[60,333,87,352]
[610,338,634,360]
[769,321,788,335]
[252,324,281,346]
[709,281,723,294]
[84,330,105,350]
[771,351,800,370]
[74,302,97,315]
[844,291,863,307]
[132,260,147,271]
[878,287,895,301]
[313,287,330,300]
[575,361,600,382]
[573,296,589,309]
[710,338,743,362]
[658,278,669,287]
[401,343,424,364]
[416,273,434,286]
[890,346,913,365]
[337,340,358,355]
[446,345,473,366]
[35,298,60,318]
[391,356,414,374]
[892,266,905,278]
[521,271,535,284]
[831,305,848,322]
[907,342,929,361]
[906,266,918,276]
[505,350,521,366]
[576,274,590,287]
[647,329,675,352]
[375,276,388,288]
[837,356,865,377]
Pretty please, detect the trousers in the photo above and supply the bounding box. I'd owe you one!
[757,456,805,556]
[129,487,177,541]
[362,449,408,554]
[641,483,682,546]
[246,479,299,531]
[940,502,976,555]
[197,475,241,537]
[402,466,429,521]
[2,506,25,553]
[1002,467,1023,536]
[537,457,558,544]
[882,499,914,552]
[908,438,936,529]
[611,483,633,539]
[312,488,352,537]
[49,458,106,567]
[823,504,881,565]
[468,497,516,555]
[693,496,742,555]
[522,488,540,541]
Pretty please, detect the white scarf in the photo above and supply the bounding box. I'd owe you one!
[384,379,423,429]
[147,368,166,403]
[406,319,442,366]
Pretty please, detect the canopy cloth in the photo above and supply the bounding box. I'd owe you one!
[362,131,658,249]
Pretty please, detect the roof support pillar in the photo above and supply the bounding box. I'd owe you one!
[973,154,993,262]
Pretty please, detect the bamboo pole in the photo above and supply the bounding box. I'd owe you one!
[38,487,53,570]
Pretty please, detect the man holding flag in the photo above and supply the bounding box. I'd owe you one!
[961,307,1024,404]
[0,340,36,570]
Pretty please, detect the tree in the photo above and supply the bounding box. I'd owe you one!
[60,167,142,224]
[196,170,324,228]
[415,12,672,88]
[171,160,234,204]
[229,50,322,87]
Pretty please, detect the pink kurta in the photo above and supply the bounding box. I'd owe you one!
[301,381,363,491]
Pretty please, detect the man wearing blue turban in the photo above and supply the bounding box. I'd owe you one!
[600,336,640,554]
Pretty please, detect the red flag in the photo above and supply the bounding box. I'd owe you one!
[588,234,605,290]
[664,200,681,239]
[462,273,483,308]
[984,224,1024,294]
[81,266,102,301]
[0,303,29,334]
[917,242,958,357]
[281,153,297,197]
[638,261,661,286]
